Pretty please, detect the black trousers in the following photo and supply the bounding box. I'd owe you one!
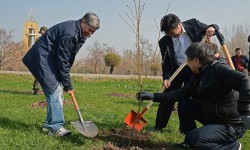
[155,66,193,132]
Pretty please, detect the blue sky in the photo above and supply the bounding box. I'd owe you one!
[1,0,250,59]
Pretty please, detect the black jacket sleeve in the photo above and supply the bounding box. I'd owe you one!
[153,74,199,103]
[159,36,172,80]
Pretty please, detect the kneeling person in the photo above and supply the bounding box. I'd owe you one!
[137,42,250,149]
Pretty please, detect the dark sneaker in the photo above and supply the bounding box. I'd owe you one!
[48,128,72,137]
[149,127,163,133]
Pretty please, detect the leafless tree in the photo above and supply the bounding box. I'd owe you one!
[222,24,250,56]
[0,28,22,70]
[120,0,145,83]
[84,41,108,74]
[71,59,85,73]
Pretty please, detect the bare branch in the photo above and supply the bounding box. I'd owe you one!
[164,3,171,15]
[126,5,136,20]
[119,14,136,34]
[125,12,137,29]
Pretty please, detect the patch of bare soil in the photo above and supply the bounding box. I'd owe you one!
[92,127,181,150]
[31,99,73,108]
[107,93,134,98]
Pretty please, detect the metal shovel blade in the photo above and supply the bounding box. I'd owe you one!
[71,121,98,138]
[124,110,147,132]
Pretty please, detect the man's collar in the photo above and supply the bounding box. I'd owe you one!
[180,23,187,33]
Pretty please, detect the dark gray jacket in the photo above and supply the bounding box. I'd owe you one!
[23,19,86,94]
[154,61,250,126]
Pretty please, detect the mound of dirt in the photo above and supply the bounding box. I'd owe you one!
[93,127,180,150]
[31,99,73,108]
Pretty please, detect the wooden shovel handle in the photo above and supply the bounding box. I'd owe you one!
[168,61,187,83]
[221,44,235,70]
[139,107,149,117]
[215,30,235,70]
[141,61,187,115]
[70,92,80,111]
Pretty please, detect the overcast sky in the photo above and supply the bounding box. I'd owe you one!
[1,0,250,59]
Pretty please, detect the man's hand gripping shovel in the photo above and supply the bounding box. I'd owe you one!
[123,61,188,131]
[69,92,98,138]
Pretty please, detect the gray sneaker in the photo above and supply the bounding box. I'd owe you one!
[48,128,72,137]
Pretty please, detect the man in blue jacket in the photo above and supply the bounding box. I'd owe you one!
[22,12,100,136]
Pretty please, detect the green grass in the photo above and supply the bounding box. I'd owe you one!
[0,73,249,149]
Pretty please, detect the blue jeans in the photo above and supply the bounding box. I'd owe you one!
[42,84,65,132]
[184,124,246,150]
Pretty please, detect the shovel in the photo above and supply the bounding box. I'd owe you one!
[70,92,98,138]
[124,61,188,131]
[215,30,235,70]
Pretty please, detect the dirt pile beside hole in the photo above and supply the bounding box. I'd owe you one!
[92,127,179,150]
[31,99,73,108]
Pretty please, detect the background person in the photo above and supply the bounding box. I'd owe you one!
[231,48,248,73]
[154,13,219,133]
[22,12,100,137]
[33,26,47,95]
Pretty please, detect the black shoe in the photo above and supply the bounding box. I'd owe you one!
[149,127,163,133]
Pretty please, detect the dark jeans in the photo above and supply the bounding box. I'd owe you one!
[33,78,40,94]
[184,124,246,150]
[155,66,193,131]
[178,98,207,134]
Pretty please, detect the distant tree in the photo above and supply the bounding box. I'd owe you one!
[85,41,105,74]
[71,59,85,73]
[0,28,22,70]
[118,49,135,75]
[223,24,250,56]
[150,63,161,76]
[104,52,121,74]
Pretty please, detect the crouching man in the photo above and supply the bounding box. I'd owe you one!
[137,42,250,149]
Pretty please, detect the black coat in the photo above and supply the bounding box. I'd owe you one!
[159,18,219,80]
[154,61,250,126]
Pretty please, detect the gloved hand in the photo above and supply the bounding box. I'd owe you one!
[136,91,154,101]
[241,116,250,129]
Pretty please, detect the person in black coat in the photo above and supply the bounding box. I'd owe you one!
[137,42,250,150]
[154,13,219,133]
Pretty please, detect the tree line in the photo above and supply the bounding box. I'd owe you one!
[0,24,249,75]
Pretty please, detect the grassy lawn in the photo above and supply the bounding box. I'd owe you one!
[0,73,249,149]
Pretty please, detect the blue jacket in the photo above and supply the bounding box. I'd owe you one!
[23,19,86,94]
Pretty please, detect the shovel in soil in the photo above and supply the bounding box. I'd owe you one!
[124,61,188,131]
[70,92,98,138]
